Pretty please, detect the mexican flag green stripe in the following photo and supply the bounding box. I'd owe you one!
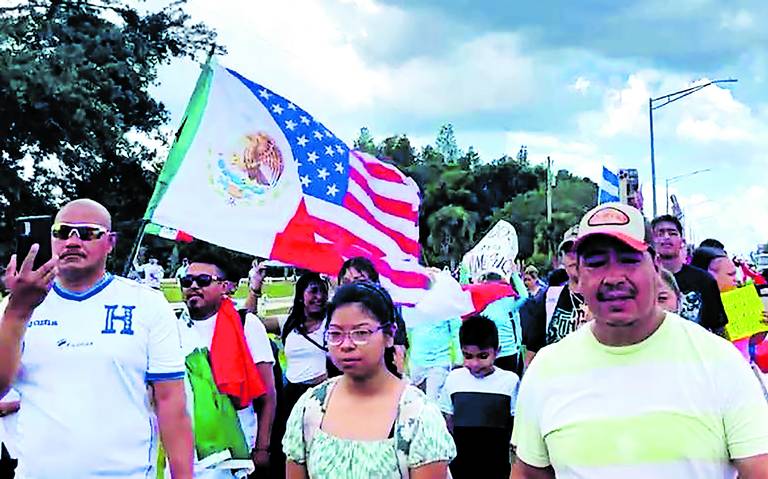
[144,61,214,221]
[144,223,193,243]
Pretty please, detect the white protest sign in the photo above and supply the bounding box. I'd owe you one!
[461,220,519,282]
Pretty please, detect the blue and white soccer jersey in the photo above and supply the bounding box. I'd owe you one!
[10,274,185,479]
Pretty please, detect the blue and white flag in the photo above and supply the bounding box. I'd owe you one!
[598,166,620,204]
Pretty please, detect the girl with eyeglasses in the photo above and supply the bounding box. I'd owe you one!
[282,281,456,479]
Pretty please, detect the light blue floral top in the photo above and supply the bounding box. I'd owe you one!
[283,377,456,478]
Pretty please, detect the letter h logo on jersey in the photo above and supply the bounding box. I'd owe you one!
[102,305,136,335]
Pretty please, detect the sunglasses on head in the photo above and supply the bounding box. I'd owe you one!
[51,223,110,241]
[180,274,225,288]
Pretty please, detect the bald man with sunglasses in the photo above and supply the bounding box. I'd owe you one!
[0,199,193,478]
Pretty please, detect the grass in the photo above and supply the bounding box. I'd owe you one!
[160,279,295,303]
[264,281,295,299]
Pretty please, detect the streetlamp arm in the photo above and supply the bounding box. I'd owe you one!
[651,79,737,110]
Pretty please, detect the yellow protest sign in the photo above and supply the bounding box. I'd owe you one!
[723,284,768,341]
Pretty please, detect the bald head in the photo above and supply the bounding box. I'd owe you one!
[55,199,112,229]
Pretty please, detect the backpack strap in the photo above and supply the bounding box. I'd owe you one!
[237,308,248,325]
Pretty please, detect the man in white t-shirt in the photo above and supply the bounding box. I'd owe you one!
[0,198,193,478]
[512,202,768,479]
[176,258,190,279]
[179,256,276,477]
[0,388,19,476]
[141,258,165,289]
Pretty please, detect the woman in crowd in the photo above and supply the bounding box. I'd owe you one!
[283,281,456,478]
[271,273,330,478]
[657,268,681,313]
[281,272,330,412]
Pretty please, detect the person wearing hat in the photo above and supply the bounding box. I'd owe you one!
[521,225,593,367]
[511,203,768,479]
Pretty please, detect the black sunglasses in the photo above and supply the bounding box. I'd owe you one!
[179,274,224,288]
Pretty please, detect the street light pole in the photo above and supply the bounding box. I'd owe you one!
[665,168,712,214]
[649,99,656,217]
[648,78,737,218]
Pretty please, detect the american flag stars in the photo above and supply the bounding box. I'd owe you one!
[254,85,350,206]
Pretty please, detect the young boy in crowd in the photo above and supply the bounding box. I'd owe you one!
[439,315,520,479]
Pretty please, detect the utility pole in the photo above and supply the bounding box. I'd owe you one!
[546,156,553,260]
[546,156,553,224]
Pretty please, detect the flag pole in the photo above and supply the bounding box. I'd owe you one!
[122,219,148,277]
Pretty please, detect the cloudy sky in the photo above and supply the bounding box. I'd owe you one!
[150,0,768,256]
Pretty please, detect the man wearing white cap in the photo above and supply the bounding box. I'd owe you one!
[512,202,768,479]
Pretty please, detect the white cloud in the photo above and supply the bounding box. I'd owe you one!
[569,76,591,95]
[680,186,768,256]
[153,0,537,123]
[578,72,656,138]
[720,10,754,31]
[378,33,535,116]
[578,73,761,146]
[504,131,608,181]
[675,117,752,142]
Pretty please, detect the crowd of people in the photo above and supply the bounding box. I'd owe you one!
[0,198,767,478]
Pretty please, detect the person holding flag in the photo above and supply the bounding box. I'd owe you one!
[172,254,275,478]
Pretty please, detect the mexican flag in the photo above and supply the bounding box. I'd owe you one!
[142,59,430,304]
[144,223,193,243]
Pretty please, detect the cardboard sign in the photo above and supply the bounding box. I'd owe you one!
[461,221,518,282]
[723,284,768,341]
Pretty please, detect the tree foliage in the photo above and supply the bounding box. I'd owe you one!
[435,123,461,164]
[364,128,599,269]
[0,0,222,261]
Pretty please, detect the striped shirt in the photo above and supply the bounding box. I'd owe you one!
[512,313,768,479]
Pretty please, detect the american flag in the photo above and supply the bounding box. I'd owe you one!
[228,70,430,303]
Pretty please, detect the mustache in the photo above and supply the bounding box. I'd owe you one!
[596,282,638,301]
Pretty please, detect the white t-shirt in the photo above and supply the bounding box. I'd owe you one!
[0,388,20,458]
[438,367,519,421]
[140,264,165,288]
[177,310,274,453]
[283,327,327,384]
[7,275,185,479]
[512,313,768,479]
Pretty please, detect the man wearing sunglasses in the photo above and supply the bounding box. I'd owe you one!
[0,199,193,479]
[179,256,276,477]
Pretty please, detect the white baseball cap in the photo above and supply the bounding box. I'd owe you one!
[575,202,649,252]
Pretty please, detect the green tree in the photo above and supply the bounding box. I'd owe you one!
[377,135,415,169]
[353,127,377,155]
[492,172,597,259]
[457,146,480,170]
[427,205,479,269]
[0,0,222,259]
[435,123,461,164]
